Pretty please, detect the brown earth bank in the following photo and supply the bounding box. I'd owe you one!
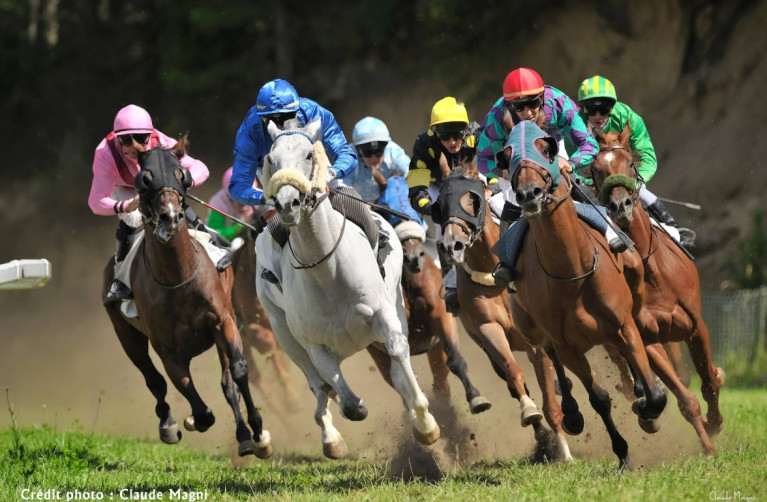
[0,0,763,466]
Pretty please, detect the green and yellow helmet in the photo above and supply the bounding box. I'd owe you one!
[578,76,617,104]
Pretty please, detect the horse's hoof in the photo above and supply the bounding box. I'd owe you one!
[469,396,492,414]
[323,438,348,459]
[620,455,634,471]
[183,416,196,432]
[562,411,585,436]
[239,439,274,459]
[704,416,724,436]
[520,406,543,427]
[638,416,661,434]
[159,423,181,444]
[413,423,441,445]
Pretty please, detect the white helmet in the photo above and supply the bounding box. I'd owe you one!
[352,117,391,146]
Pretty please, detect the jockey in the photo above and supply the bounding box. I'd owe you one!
[343,117,411,203]
[229,78,357,207]
[230,78,358,284]
[479,69,629,289]
[574,75,695,250]
[206,167,255,251]
[406,97,482,315]
[89,104,221,305]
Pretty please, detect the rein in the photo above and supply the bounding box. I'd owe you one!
[288,192,346,269]
[141,235,202,290]
[533,213,600,282]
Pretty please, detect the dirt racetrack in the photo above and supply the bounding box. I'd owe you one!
[0,224,702,470]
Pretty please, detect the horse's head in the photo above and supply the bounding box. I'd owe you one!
[134,139,192,242]
[506,120,561,217]
[261,118,329,226]
[394,220,427,274]
[592,123,640,228]
[433,168,487,266]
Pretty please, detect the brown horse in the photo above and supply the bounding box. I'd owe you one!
[367,220,491,415]
[435,170,571,462]
[101,143,272,459]
[230,206,304,420]
[590,125,724,454]
[506,120,666,470]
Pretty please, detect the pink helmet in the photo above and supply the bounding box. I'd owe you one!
[222,166,233,190]
[113,104,153,135]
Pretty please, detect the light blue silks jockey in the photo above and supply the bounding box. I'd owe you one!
[507,120,560,192]
[492,120,609,268]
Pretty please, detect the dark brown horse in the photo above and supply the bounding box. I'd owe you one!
[435,169,571,462]
[506,120,666,470]
[230,206,304,420]
[367,220,491,415]
[101,143,272,458]
[590,125,724,454]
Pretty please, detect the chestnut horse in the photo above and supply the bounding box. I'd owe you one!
[366,216,491,415]
[435,169,571,462]
[102,144,271,459]
[231,206,304,420]
[506,120,666,470]
[590,125,724,454]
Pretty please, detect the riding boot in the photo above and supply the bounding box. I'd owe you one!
[492,264,516,293]
[184,205,233,271]
[499,200,521,236]
[104,221,135,306]
[646,201,696,251]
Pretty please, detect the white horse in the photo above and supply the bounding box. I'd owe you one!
[254,119,440,458]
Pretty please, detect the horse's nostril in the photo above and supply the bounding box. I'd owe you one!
[454,242,464,252]
[291,199,301,209]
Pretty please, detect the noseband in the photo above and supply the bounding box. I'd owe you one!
[596,146,642,206]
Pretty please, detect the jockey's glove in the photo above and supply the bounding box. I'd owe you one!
[501,200,522,223]
[408,187,433,215]
[328,167,339,181]
[488,177,503,196]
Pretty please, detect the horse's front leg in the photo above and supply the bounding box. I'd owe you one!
[474,322,542,426]
[156,349,215,434]
[306,346,367,421]
[377,306,440,445]
[215,316,272,459]
[527,345,572,462]
[432,315,491,414]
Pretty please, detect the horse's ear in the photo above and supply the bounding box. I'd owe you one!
[266,120,280,139]
[176,167,193,190]
[134,170,153,194]
[618,121,632,147]
[593,129,607,147]
[173,133,189,159]
[305,119,322,142]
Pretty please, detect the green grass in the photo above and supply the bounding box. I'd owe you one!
[2,389,766,501]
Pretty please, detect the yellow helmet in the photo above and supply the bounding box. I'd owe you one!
[430,97,469,127]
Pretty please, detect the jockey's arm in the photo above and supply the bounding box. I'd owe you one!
[231,117,266,206]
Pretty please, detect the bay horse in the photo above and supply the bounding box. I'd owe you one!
[505,120,666,470]
[434,168,572,462]
[366,207,491,415]
[590,125,724,454]
[101,143,272,459]
[230,206,304,421]
[254,119,440,459]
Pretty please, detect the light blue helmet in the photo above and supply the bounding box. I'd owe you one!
[352,117,391,146]
[255,79,300,115]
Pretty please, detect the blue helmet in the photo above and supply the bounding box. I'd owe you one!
[255,79,300,115]
[352,117,391,146]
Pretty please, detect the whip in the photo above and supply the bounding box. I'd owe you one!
[186,193,258,232]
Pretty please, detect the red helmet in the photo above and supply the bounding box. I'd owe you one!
[503,68,544,101]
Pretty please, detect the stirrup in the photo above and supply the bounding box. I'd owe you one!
[260,269,279,284]
[103,279,133,306]
[442,287,459,316]
[678,228,696,251]
[491,263,515,287]
[216,249,233,272]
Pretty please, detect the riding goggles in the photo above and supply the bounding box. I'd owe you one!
[262,112,297,126]
[357,141,387,157]
[583,103,613,116]
[507,95,543,113]
[432,124,467,141]
[117,133,150,147]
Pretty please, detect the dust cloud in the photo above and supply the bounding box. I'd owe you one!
[0,225,703,470]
